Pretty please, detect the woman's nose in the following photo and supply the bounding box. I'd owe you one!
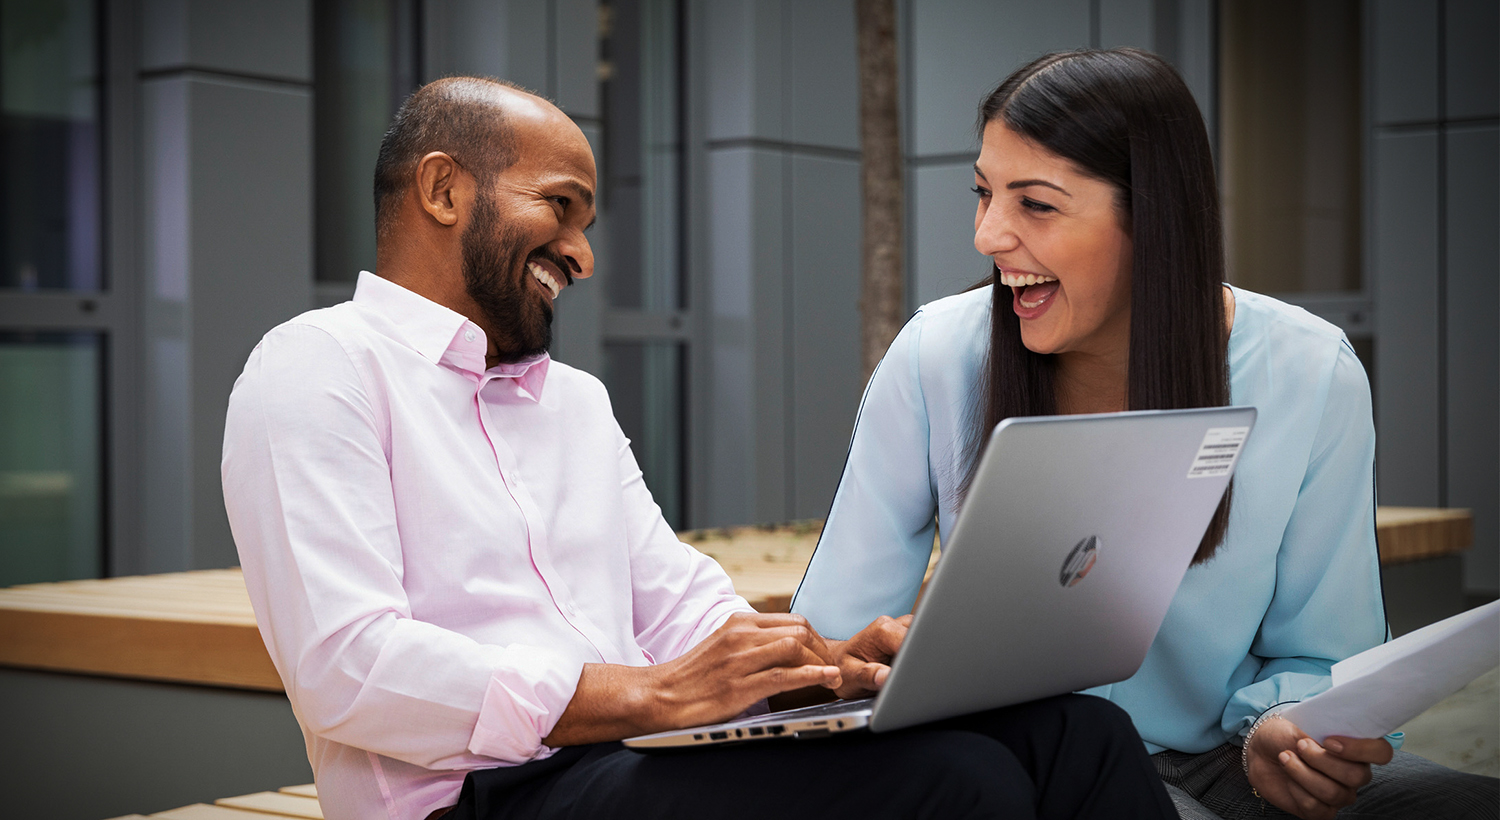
[974,206,1019,257]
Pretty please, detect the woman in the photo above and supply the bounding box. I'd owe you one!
[791,49,1497,820]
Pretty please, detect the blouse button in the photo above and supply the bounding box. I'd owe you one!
[464,329,476,342]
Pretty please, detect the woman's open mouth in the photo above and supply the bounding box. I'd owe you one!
[999,269,1059,318]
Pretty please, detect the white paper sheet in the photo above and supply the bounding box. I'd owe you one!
[1280,600,1500,744]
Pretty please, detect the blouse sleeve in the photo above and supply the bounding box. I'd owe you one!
[791,311,940,640]
[1221,339,1387,736]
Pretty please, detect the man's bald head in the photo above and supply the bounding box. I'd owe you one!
[373,77,544,241]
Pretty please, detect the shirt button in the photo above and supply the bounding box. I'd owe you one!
[464,329,476,342]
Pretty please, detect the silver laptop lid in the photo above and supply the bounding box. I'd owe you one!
[869,406,1255,732]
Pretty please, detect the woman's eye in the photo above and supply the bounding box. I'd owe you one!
[970,185,990,200]
[1021,197,1055,213]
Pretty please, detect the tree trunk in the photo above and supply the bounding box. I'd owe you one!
[855,0,904,386]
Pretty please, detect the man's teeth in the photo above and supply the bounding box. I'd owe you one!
[998,270,1058,288]
[528,261,562,298]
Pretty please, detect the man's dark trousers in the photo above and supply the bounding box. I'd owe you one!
[449,694,1177,819]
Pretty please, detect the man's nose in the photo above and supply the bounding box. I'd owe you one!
[560,233,594,280]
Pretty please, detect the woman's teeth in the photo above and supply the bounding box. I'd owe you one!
[528,261,562,298]
[998,270,1058,288]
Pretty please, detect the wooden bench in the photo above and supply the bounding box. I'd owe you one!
[105,784,322,820]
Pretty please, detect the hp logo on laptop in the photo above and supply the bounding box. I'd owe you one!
[1059,535,1099,587]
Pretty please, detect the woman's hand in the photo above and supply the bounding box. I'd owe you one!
[1244,716,1393,819]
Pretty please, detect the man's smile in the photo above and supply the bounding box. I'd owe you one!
[527,257,568,299]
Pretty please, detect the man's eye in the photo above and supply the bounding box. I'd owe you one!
[551,196,570,209]
[1021,197,1055,213]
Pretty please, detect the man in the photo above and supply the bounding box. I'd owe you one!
[222,77,1175,820]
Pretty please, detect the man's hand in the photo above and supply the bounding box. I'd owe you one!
[825,614,911,699]
[542,612,841,746]
[1245,716,1393,820]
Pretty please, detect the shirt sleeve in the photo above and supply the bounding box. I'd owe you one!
[223,323,582,770]
[791,311,939,640]
[1221,339,1387,737]
[615,419,756,661]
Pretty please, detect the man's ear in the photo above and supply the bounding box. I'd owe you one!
[414,151,469,227]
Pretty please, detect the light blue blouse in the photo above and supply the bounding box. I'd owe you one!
[791,285,1388,754]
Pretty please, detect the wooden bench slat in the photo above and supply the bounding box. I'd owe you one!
[216,792,323,819]
[277,785,317,799]
[152,805,278,819]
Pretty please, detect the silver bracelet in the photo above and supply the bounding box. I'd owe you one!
[1241,709,1283,775]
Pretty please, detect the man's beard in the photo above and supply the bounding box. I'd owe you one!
[461,190,552,363]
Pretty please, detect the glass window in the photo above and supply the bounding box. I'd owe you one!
[601,0,683,311]
[0,332,102,586]
[604,341,684,528]
[1220,0,1362,295]
[314,0,420,283]
[1,0,101,291]
[600,0,688,525]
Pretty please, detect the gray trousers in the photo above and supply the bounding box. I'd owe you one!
[1153,743,1499,819]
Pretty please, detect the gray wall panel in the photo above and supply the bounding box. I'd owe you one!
[1371,0,1439,125]
[0,668,309,820]
[705,148,786,526]
[556,0,602,117]
[912,162,988,308]
[1446,125,1500,594]
[790,155,863,519]
[423,0,510,81]
[704,0,785,142]
[787,0,860,150]
[140,77,193,573]
[1099,0,1156,49]
[1373,130,1441,506]
[910,0,1091,158]
[749,148,790,524]
[141,0,312,81]
[505,0,553,94]
[1445,0,1500,121]
[188,77,314,569]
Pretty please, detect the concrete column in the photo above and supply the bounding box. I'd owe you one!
[138,0,314,571]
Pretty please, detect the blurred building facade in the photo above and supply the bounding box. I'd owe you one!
[1,0,1496,600]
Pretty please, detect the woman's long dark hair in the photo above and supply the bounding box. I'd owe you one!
[966,48,1232,564]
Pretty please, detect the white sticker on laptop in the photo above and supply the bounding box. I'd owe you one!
[1187,427,1249,479]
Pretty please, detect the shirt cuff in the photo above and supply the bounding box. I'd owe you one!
[467,645,587,764]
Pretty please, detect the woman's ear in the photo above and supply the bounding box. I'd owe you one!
[414,151,470,227]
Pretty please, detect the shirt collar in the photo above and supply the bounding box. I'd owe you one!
[352,271,551,401]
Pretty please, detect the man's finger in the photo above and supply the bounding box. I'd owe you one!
[738,635,833,675]
[746,663,842,697]
[1278,749,1356,808]
[1323,736,1394,765]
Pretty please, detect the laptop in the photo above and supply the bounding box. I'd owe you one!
[624,406,1256,749]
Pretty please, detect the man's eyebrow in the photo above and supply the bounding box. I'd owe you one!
[1006,178,1071,197]
[556,179,595,209]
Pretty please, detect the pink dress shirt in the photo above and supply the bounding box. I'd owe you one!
[222,271,753,820]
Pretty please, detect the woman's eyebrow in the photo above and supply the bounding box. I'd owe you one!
[1006,179,1072,197]
[973,164,988,181]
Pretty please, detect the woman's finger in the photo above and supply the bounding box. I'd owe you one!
[1278,748,1357,808]
[1295,738,1373,788]
[1324,736,1394,765]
